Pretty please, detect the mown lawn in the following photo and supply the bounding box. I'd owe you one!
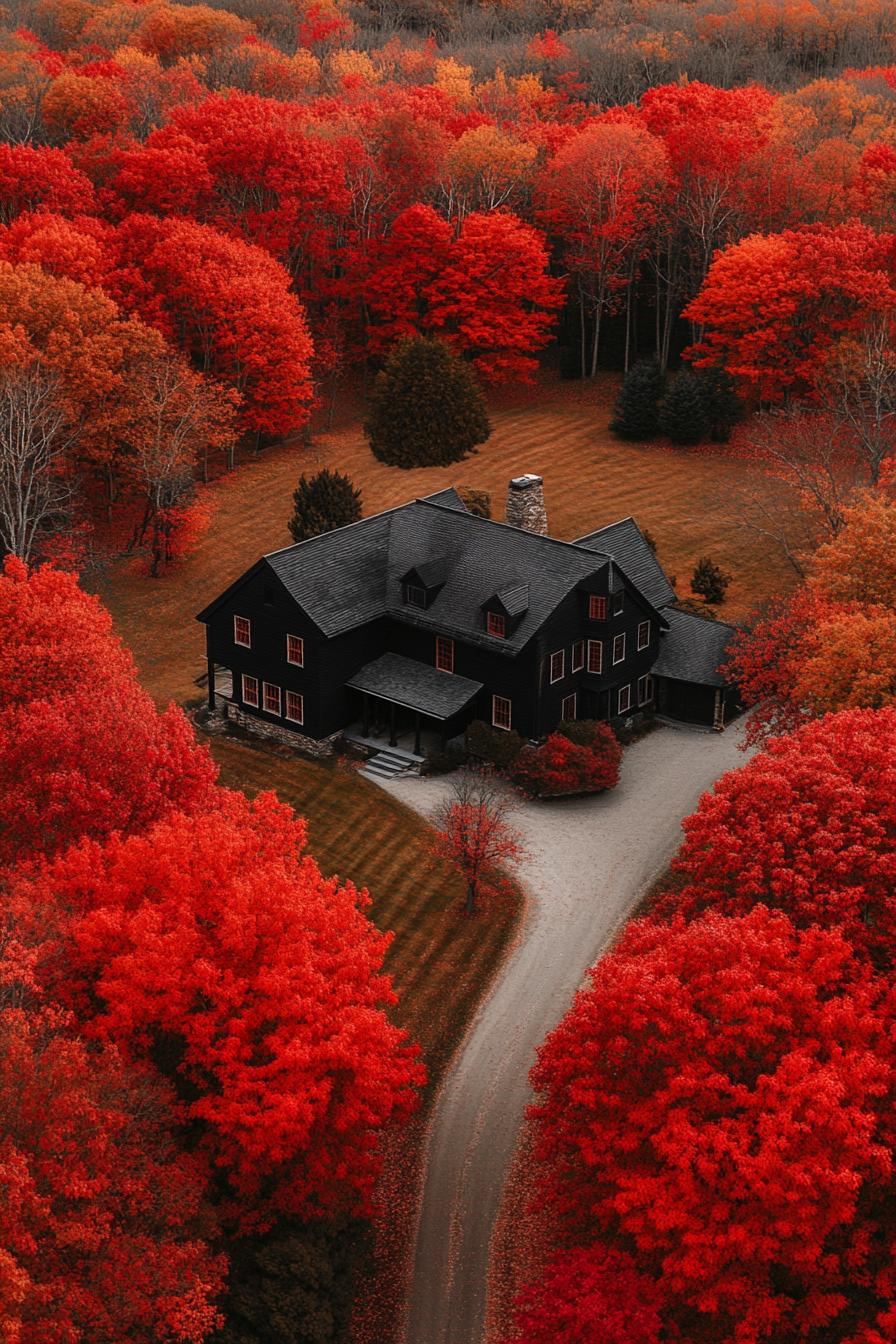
[96,371,793,710]
[207,733,520,1091]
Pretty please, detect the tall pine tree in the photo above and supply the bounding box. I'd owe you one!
[288,469,362,543]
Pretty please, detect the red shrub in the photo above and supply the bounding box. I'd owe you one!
[511,726,621,798]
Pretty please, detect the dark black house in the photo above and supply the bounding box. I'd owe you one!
[197,477,741,757]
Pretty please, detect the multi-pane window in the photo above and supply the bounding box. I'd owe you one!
[263,682,281,715]
[287,634,304,666]
[487,611,506,638]
[436,636,455,673]
[405,584,427,608]
[234,615,251,647]
[588,594,607,620]
[618,684,632,714]
[637,620,651,651]
[549,649,565,683]
[561,693,577,721]
[613,592,624,615]
[492,695,512,730]
[587,639,603,674]
[571,639,585,672]
[242,674,259,707]
[285,691,304,723]
[613,632,626,664]
[638,674,654,705]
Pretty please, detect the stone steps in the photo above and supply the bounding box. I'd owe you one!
[358,749,419,782]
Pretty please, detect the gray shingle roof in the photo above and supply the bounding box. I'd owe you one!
[653,608,739,687]
[347,652,482,719]
[265,492,616,651]
[575,518,676,609]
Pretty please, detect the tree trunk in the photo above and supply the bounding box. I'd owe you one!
[465,879,477,916]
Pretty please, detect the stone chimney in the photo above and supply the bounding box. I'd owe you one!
[505,474,548,535]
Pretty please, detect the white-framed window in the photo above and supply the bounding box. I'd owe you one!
[637,620,651,651]
[613,632,626,665]
[285,690,304,723]
[287,634,304,666]
[572,639,585,672]
[263,682,281,715]
[618,684,632,714]
[487,611,506,638]
[234,615,251,647]
[588,594,607,620]
[613,592,624,615]
[561,692,577,720]
[549,649,565,683]
[492,695,512,730]
[587,639,603,674]
[638,674,654,706]
[436,636,454,673]
[241,674,259,707]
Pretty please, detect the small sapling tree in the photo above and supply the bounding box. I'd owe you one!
[431,769,525,915]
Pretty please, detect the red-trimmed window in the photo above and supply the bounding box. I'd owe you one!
[263,682,281,715]
[618,684,632,714]
[549,649,565,683]
[287,634,304,666]
[234,615,251,647]
[588,594,607,620]
[241,674,259,707]
[285,691,304,723]
[492,695,512,730]
[487,611,506,638]
[561,692,577,720]
[572,640,585,672]
[436,636,455,673]
[587,639,603,674]
[638,674,654,705]
[637,620,651,651]
[613,632,626,665]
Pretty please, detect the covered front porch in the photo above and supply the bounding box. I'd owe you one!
[346,652,482,756]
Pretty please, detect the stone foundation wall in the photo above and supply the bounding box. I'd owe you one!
[223,701,341,758]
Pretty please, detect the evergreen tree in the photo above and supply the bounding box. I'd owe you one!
[609,359,665,441]
[701,366,743,443]
[658,368,713,445]
[365,337,490,468]
[691,556,732,604]
[288,469,362,543]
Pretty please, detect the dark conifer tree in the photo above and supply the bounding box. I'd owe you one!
[288,469,362,543]
[365,337,490,468]
[658,368,713,445]
[609,359,665,441]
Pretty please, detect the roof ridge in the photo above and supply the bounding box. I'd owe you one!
[415,495,614,562]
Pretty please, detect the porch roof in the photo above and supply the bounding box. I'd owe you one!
[347,653,482,720]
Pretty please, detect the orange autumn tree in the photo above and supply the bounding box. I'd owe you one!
[727,490,896,739]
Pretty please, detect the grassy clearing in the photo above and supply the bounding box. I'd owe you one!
[208,733,520,1091]
[95,372,793,710]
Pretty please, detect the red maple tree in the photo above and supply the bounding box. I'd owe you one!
[530,905,896,1344]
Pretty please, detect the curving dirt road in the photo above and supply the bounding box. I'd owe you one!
[380,721,750,1344]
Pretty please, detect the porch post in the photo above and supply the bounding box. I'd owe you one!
[389,702,397,747]
[713,688,724,732]
[207,659,215,712]
[362,692,370,737]
[414,711,421,756]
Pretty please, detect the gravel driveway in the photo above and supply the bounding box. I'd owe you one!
[377,720,751,1344]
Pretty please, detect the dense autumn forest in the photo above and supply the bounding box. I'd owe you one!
[1,0,896,565]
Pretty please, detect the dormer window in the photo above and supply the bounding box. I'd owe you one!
[487,611,506,638]
[404,583,427,609]
[613,592,624,615]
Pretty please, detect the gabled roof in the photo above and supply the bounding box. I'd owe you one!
[575,518,676,610]
[199,487,671,649]
[653,608,740,687]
